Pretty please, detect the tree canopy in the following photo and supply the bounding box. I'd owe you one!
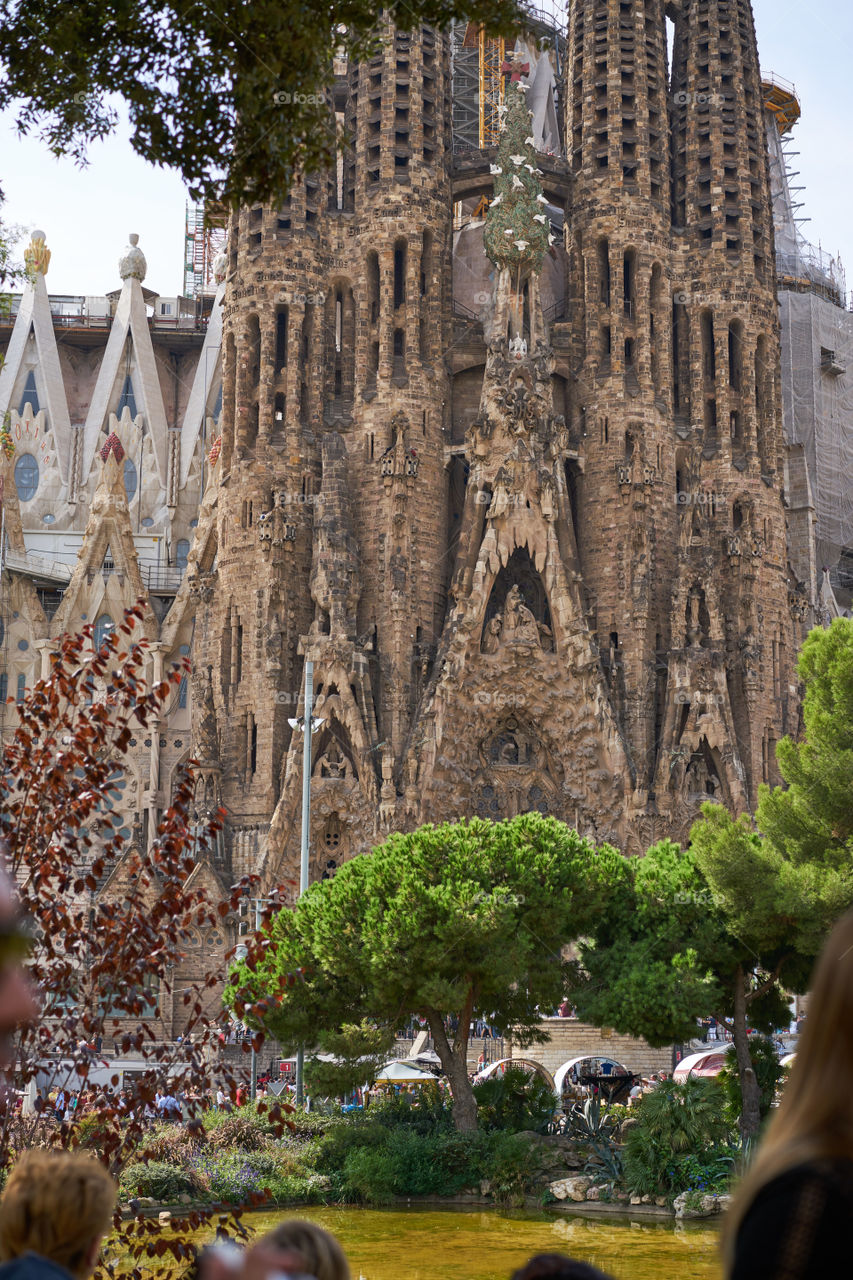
[574,619,853,1138]
[0,0,521,207]
[228,814,622,1130]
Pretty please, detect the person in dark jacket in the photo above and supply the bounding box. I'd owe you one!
[0,1150,116,1280]
[723,908,853,1278]
[511,1255,615,1280]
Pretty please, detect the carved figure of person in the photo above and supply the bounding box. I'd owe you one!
[482,613,503,654]
[317,742,348,779]
[504,584,541,647]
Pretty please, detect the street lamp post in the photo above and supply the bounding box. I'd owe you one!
[288,660,323,1108]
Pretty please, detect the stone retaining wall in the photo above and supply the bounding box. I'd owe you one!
[510,1019,674,1079]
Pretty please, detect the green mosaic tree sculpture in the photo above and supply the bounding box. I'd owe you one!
[483,80,551,277]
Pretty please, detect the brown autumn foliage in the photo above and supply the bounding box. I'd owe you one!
[0,604,294,1277]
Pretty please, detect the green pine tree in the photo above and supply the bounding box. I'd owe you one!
[483,81,551,276]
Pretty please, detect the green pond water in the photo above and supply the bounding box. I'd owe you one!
[239,1206,723,1280]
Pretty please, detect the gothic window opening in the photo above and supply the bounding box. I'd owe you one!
[728,320,743,390]
[623,249,636,317]
[116,373,137,419]
[275,307,289,372]
[481,547,554,653]
[93,614,114,653]
[393,328,406,379]
[700,310,716,384]
[367,252,380,324]
[597,238,611,306]
[18,371,41,417]
[393,240,407,309]
[14,454,39,502]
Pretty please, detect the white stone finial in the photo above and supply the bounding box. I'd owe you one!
[119,232,147,282]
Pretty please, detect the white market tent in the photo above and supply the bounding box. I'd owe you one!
[553,1056,631,1096]
[374,1059,436,1084]
[472,1057,556,1091]
[673,1049,729,1081]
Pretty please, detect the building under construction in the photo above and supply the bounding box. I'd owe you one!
[764,75,853,612]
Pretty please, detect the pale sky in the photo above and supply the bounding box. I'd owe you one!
[1,0,851,299]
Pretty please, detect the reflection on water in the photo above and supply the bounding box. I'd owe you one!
[244,1206,723,1280]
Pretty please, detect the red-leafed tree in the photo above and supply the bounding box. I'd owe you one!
[0,604,292,1276]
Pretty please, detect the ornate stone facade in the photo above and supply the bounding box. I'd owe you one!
[0,3,816,929]
[198,2,803,887]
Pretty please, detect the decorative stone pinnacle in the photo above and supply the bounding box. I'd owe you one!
[483,82,549,275]
[100,431,125,464]
[119,232,147,282]
[24,231,51,277]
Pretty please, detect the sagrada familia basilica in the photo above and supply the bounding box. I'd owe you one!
[0,0,838,991]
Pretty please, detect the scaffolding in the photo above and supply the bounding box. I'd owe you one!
[451,8,565,157]
[762,74,801,135]
[479,28,506,149]
[184,202,228,298]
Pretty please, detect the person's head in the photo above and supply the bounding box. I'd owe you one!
[0,1150,117,1279]
[722,909,853,1265]
[261,1220,350,1280]
[511,1254,616,1280]
[0,864,37,1069]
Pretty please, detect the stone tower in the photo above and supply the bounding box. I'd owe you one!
[194,1,802,882]
[196,22,454,883]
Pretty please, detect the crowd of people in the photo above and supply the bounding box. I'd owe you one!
[0,857,849,1278]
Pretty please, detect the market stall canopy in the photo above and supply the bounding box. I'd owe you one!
[375,1059,436,1083]
[673,1049,729,1081]
[472,1057,556,1091]
[553,1056,631,1095]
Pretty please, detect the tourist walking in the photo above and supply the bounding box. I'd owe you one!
[723,908,853,1278]
[0,1150,116,1279]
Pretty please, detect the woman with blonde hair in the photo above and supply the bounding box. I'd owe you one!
[724,908,853,1278]
[260,1220,350,1280]
[0,1150,116,1280]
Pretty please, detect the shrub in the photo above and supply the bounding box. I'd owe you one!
[341,1145,396,1205]
[206,1112,274,1152]
[141,1123,206,1164]
[622,1079,735,1197]
[119,1161,203,1202]
[718,1037,785,1126]
[663,1148,739,1196]
[473,1067,556,1134]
